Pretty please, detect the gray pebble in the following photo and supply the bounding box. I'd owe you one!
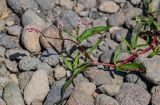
[3,82,25,105]
[130,0,141,5]
[0,46,6,57]
[7,25,22,36]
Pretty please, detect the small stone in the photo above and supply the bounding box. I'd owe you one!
[98,84,120,96]
[4,59,18,73]
[114,0,126,3]
[125,19,136,28]
[99,1,120,13]
[74,82,96,95]
[24,69,50,105]
[59,0,74,9]
[22,10,45,29]
[0,98,6,105]
[0,33,18,49]
[0,20,5,33]
[21,25,41,53]
[73,3,85,13]
[0,76,10,88]
[9,74,18,84]
[111,28,128,42]
[73,74,89,86]
[36,62,53,75]
[0,46,6,57]
[108,12,126,26]
[3,82,25,105]
[5,49,30,60]
[31,100,43,105]
[151,86,160,105]
[130,0,141,5]
[18,71,33,92]
[44,79,73,105]
[84,67,113,86]
[99,50,113,64]
[117,52,131,62]
[7,25,22,36]
[124,7,142,19]
[116,83,151,105]
[78,0,96,8]
[18,56,41,71]
[54,66,66,80]
[6,0,38,15]
[95,94,119,105]
[0,64,10,77]
[66,90,94,105]
[93,17,107,27]
[126,73,148,89]
[60,10,79,30]
[40,49,59,66]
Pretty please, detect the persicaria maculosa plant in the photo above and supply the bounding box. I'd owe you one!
[26,0,160,98]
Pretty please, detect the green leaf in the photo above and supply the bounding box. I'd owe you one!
[113,46,121,65]
[131,22,143,49]
[120,34,132,50]
[73,51,81,69]
[61,62,90,97]
[148,46,160,58]
[87,39,101,54]
[78,26,111,42]
[116,63,146,72]
[61,55,73,71]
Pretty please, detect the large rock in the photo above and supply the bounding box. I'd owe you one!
[66,90,94,105]
[95,94,119,105]
[22,10,45,29]
[116,83,151,105]
[44,79,73,105]
[78,0,97,8]
[24,69,49,105]
[3,82,25,105]
[99,1,120,13]
[21,25,41,53]
[6,0,38,15]
[0,98,6,105]
[151,86,160,105]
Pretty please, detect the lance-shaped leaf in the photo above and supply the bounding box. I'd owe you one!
[116,63,146,72]
[148,46,160,58]
[120,34,132,50]
[113,46,121,65]
[78,26,111,42]
[61,62,90,97]
[131,22,143,49]
[61,55,73,71]
[73,51,81,69]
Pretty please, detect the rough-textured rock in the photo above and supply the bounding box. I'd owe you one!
[4,59,18,73]
[99,1,120,13]
[126,73,147,88]
[0,46,6,57]
[116,83,151,105]
[7,25,22,36]
[98,84,121,96]
[59,0,74,9]
[40,48,59,66]
[31,100,43,105]
[78,0,97,8]
[73,74,89,86]
[111,28,128,42]
[54,66,66,80]
[22,10,45,29]
[0,76,10,88]
[21,25,41,53]
[0,64,10,77]
[151,86,160,105]
[130,0,141,5]
[114,0,126,3]
[93,17,107,27]
[3,82,25,105]
[24,69,49,105]
[99,50,113,64]
[66,90,94,105]
[74,82,96,95]
[5,49,30,60]
[108,12,126,26]
[60,10,79,30]
[0,98,6,105]
[18,56,41,71]
[96,94,119,105]
[44,79,73,105]
[124,7,143,19]
[0,33,18,49]
[6,0,38,15]
[18,71,33,92]
[73,3,85,13]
